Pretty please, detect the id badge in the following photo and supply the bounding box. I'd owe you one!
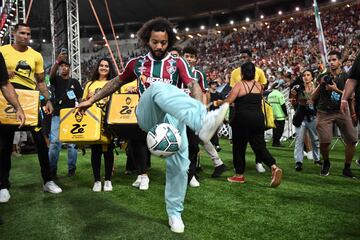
[66,90,76,100]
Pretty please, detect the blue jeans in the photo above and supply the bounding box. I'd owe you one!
[294,117,320,163]
[136,82,206,217]
[49,115,77,171]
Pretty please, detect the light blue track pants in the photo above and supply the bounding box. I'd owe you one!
[136,82,207,217]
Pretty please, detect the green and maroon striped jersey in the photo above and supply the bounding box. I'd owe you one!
[120,52,197,95]
[178,66,208,95]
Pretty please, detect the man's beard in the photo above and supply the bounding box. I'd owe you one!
[150,49,166,60]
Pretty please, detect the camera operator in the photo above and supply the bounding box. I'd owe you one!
[312,51,357,178]
[290,70,321,171]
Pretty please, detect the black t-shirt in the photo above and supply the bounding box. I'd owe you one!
[0,52,9,86]
[349,53,360,117]
[50,75,83,116]
[317,71,348,113]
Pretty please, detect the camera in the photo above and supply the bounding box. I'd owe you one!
[290,76,305,93]
[323,75,333,85]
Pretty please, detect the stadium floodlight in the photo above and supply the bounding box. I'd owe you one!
[116,36,119,39]
[172,28,177,33]
[102,36,105,40]
[245,17,250,22]
[267,25,270,29]
[216,23,219,27]
[176,36,181,40]
[30,39,33,43]
[265,22,268,25]
[197,33,202,37]
[89,37,93,41]
[188,34,193,38]
[295,7,300,11]
[185,27,189,32]
[347,4,350,7]
[42,39,46,43]
[200,25,205,30]
[260,15,264,19]
[130,33,135,38]
[278,11,283,15]
[230,20,234,25]
[242,26,246,30]
[290,17,294,20]
[331,0,336,2]
[233,28,237,31]
[282,20,285,23]
[217,30,221,34]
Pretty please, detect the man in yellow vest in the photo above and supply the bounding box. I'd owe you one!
[230,49,267,173]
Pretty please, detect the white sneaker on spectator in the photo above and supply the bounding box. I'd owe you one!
[132,175,142,188]
[168,215,185,233]
[189,176,200,187]
[43,181,62,194]
[198,103,229,143]
[103,180,113,192]
[139,175,149,190]
[0,189,10,203]
[256,163,266,173]
[92,181,102,192]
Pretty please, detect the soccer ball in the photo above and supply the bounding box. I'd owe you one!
[146,123,182,157]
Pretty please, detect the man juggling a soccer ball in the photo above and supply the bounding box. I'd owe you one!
[76,17,228,233]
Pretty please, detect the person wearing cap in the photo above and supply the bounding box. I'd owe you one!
[48,51,83,178]
[267,80,288,147]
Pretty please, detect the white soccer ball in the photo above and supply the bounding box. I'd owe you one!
[146,123,182,157]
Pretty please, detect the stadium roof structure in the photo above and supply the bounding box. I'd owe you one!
[29,0,329,39]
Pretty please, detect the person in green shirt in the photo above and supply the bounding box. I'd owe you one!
[267,81,288,147]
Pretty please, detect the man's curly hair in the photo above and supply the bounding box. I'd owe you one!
[137,17,176,49]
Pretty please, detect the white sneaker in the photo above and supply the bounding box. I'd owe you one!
[139,175,149,190]
[256,163,266,173]
[92,181,102,192]
[198,103,229,143]
[189,176,200,187]
[0,189,10,203]
[132,175,142,188]
[168,215,185,233]
[103,180,113,192]
[307,151,314,161]
[43,181,62,194]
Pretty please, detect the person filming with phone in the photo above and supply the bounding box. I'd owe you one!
[48,48,83,178]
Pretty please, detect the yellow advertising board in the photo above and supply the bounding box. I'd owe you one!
[107,93,138,124]
[0,89,39,126]
[59,105,110,144]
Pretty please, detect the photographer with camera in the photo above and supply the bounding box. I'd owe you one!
[312,51,357,178]
[290,70,321,171]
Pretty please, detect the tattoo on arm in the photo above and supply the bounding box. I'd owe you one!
[92,76,129,103]
[187,80,203,102]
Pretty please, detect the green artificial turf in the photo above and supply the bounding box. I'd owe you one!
[0,139,359,240]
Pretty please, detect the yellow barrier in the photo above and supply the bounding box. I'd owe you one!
[59,105,110,144]
[0,89,39,126]
[107,93,138,124]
